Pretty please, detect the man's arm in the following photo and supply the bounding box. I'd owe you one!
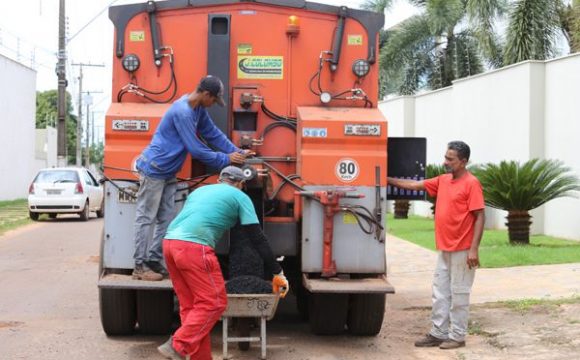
[467,209,485,269]
[387,177,426,191]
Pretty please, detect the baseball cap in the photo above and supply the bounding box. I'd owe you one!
[219,166,250,182]
[198,75,225,107]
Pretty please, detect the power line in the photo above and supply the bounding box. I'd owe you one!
[67,0,121,44]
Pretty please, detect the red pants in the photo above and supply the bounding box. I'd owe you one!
[163,239,227,359]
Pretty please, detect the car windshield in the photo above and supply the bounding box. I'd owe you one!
[34,170,79,184]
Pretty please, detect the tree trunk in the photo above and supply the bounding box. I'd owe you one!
[506,210,532,245]
[394,200,410,219]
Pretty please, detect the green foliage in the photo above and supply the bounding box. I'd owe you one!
[559,0,580,53]
[425,163,447,204]
[387,214,580,268]
[379,0,504,95]
[360,0,395,12]
[89,142,104,167]
[35,90,78,165]
[503,0,563,64]
[472,159,580,211]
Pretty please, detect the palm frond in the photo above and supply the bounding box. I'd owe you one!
[360,0,395,12]
[466,0,507,66]
[504,0,562,64]
[474,159,580,211]
[426,0,464,34]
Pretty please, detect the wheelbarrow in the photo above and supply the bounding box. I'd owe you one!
[221,293,280,359]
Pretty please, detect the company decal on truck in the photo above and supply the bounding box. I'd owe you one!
[335,158,360,182]
[129,31,145,42]
[347,35,363,45]
[237,56,283,79]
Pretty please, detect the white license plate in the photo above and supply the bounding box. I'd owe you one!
[46,189,62,195]
[118,190,137,203]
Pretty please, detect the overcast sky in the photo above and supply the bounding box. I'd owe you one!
[0,0,417,140]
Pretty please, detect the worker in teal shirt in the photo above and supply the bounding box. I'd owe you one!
[157,166,288,360]
[132,75,252,281]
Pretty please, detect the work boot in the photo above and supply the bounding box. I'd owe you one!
[158,337,189,360]
[414,333,445,347]
[439,339,466,349]
[145,260,169,278]
[132,264,163,281]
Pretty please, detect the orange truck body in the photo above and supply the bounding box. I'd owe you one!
[100,0,395,338]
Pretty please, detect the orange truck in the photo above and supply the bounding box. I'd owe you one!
[98,0,425,338]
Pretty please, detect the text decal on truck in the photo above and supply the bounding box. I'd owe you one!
[237,56,283,79]
[112,119,149,131]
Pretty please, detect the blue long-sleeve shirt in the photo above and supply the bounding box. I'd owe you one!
[136,95,240,179]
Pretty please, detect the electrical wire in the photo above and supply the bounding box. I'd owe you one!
[117,53,177,104]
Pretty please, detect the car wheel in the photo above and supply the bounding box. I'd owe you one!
[49,213,57,219]
[79,201,90,221]
[29,211,40,221]
[96,200,104,218]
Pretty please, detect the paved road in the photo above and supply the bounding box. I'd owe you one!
[1,217,578,360]
[0,217,403,360]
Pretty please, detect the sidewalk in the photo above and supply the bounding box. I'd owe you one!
[386,234,580,308]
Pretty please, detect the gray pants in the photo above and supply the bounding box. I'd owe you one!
[133,173,177,265]
[429,250,476,342]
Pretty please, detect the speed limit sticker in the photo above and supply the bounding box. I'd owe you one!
[335,158,359,182]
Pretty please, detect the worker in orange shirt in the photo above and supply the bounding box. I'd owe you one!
[387,141,485,350]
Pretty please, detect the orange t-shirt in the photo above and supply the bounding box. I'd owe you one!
[423,172,484,251]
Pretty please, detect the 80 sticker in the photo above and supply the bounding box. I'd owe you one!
[335,158,359,182]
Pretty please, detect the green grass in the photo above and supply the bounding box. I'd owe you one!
[498,296,580,313]
[386,214,580,268]
[0,199,32,236]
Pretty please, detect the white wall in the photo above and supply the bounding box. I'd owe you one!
[380,54,580,240]
[34,127,58,170]
[543,55,580,239]
[0,55,37,200]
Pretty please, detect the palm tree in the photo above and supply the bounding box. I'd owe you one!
[472,159,580,245]
[503,0,567,65]
[558,0,580,53]
[370,0,505,95]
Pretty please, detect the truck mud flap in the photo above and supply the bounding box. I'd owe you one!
[302,273,395,294]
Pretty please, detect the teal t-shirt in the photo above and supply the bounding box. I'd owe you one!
[165,183,259,248]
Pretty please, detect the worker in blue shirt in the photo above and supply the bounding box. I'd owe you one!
[132,75,251,281]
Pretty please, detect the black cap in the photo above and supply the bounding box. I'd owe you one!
[219,166,251,182]
[198,75,225,107]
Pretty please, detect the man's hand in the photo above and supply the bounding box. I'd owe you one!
[240,149,255,157]
[228,152,246,165]
[272,272,289,298]
[467,248,480,269]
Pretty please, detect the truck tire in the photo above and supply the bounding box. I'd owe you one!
[136,290,174,335]
[347,294,386,336]
[99,288,136,335]
[308,293,348,335]
[295,284,310,321]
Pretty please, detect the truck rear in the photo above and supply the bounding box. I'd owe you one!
[99,0,399,337]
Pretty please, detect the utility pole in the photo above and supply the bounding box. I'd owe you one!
[71,62,104,167]
[56,0,67,166]
[82,91,102,167]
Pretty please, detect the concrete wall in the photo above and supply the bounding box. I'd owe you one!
[34,127,58,170]
[0,54,37,200]
[380,54,580,240]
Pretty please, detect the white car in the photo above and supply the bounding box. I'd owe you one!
[28,167,104,221]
